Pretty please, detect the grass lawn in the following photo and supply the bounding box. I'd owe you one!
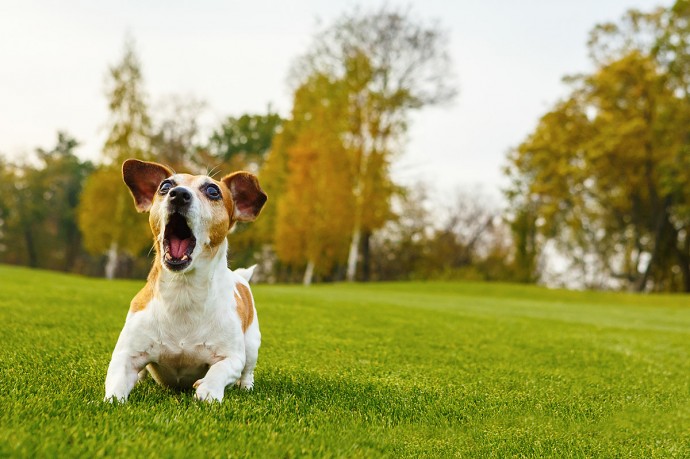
[1,264,690,457]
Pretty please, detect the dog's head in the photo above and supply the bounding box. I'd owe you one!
[122,159,267,273]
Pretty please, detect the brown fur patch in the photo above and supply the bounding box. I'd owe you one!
[209,197,232,247]
[217,178,236,222]
[203,177,235,248]
[234,283,255,332]
[130,263,159,313]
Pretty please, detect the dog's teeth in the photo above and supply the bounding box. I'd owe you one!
[164,253,172,261]
[181,255,189,261]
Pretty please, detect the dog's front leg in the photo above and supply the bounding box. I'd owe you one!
[104,351,147,402]
[193,355,245,402]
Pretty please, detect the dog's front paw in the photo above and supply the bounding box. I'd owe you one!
[193,379,224,402]
[103,394,127,403]
[239,374,254,391]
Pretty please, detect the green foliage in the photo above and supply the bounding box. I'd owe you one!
[506,3,690,291]
[204,111,284,269]
[0,133,94,272]
[208,111,283,170]
[3,265,690,456]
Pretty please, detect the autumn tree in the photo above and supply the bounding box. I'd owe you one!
[199,111,284,271]
[284,6,456,281]
[77,38,153,278]
[506,3,690,291]
[272,73,354,284]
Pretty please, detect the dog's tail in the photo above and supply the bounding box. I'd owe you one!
[234,265,257,282]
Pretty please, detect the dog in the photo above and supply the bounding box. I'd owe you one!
[104,159,267,402]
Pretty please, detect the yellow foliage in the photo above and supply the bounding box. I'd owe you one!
[77,166,152,256]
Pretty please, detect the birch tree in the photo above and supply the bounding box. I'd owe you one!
[290,6,456,281]
[78,38,152,278]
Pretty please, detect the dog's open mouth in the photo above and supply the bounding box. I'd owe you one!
[163,213,196,271]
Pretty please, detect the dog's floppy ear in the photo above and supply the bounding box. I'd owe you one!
[221,172,267,222]
[122,159,173,212]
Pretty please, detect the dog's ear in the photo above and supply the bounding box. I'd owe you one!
[221,172,267,222]
[122,159,173,212]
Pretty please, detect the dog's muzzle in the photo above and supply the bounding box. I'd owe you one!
[162,212,196,271]
[169,187,192,210]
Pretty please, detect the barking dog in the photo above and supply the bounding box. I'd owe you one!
[104,159,267,402]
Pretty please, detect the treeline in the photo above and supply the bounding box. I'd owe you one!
[0,7,521,284]
[6,2,690,292]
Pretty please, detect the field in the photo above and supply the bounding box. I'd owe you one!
[1,265,690,457]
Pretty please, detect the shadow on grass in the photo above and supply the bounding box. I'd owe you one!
[124,368,465,427]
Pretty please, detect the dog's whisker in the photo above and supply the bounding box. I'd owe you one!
[207,165,221,179]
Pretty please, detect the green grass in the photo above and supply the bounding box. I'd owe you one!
[1,265,690,457]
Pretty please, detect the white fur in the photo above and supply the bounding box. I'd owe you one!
[234,265,256,282]
[105,174,261,403]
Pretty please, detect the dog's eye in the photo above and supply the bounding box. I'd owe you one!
[205,184,221,200]
[159,181,172,194]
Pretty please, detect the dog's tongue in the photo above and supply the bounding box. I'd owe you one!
[169,236,190,259]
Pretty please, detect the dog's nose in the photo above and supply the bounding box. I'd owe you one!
[169,187,192,207]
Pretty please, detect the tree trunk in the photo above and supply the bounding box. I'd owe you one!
[303,260,315,286]
[675,226,690,292]
[346,227,361,282]
[679,253,690,292]
[24,228,38,268]
[636,200,671,292]
[105,241,119,280]
[63,226,80,272]
[361,230,371,282]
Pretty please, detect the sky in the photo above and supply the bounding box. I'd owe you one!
[0,0,674,204]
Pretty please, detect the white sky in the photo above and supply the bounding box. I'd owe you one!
[0,0,672,202]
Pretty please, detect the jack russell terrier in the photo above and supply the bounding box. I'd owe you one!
[104,159,267,402]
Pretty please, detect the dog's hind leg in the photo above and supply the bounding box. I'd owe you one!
[137,367,149,382]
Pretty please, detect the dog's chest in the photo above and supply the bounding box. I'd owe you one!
[142,303,232,388]
[147,334,225,389]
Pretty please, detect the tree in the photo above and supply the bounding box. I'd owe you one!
[150,95,206,173]
[102,38,151,165]
[207,110,283,172]
[368,184,432,281]
[506,3,690,291]
[287,6,457,281]
[201,110,284,272]
[0,133,93,271]
[78,38,153,279]
[369,187,516,281]
[272,73,354,284]
[34,133,94,271]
